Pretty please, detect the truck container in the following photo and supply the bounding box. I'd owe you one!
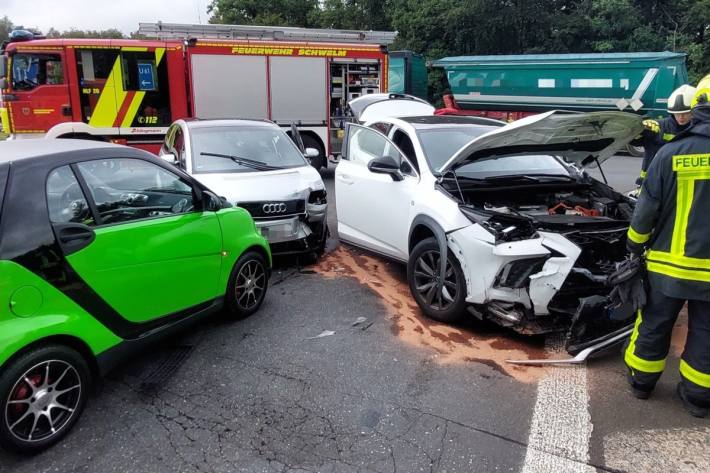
[388,50,427,99]
[432,52,688,118]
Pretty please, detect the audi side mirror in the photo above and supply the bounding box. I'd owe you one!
[160,152,177,165]
[304,147,319,158]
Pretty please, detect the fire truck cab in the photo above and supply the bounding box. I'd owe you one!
[0,23,395,166]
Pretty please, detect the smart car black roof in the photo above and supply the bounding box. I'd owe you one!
[0,139,153,165]
[0,139,126,164]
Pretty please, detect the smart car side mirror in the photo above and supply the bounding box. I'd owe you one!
[304,147,319,158]
[368,155,404,181]
[202,190,224,211]
[160,152,177,165]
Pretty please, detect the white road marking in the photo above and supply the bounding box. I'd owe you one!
[521,335,595,473]
[603,427,710,473]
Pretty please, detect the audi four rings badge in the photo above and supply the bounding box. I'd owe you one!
[263,203,287,214]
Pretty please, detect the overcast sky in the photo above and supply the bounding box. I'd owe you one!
[2,0,211,35]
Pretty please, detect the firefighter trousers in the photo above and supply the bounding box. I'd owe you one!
[624,287,710,406]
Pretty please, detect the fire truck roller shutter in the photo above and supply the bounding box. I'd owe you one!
[191,55,268,119]
[269,57,327,124]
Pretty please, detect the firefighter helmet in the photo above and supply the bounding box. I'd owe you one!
[692,74,710,109]
[668,84,696,113]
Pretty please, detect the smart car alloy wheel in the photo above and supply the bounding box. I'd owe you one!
[5,360,82,443]
[226,251,269,318]
[0,345,90,453]
[235,259,267,310]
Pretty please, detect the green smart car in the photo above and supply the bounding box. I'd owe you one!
[0,139,271,453]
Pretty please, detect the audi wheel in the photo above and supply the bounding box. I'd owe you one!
[0,345,90,453]
[225,251,269,319]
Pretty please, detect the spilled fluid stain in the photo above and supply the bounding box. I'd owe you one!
[314,246,552,383]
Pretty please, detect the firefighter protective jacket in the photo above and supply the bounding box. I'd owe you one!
[628,107,710,301]
[635,116,689,184]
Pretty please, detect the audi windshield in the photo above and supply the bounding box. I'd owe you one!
[190,126,307,173]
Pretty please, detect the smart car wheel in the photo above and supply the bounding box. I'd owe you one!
[408,238,466,323]
[225,251,269,319]
[0,345,90,453]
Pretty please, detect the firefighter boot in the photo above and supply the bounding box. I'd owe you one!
[624,290,685,398]
[677,383,708,418]
[676,299,710,418]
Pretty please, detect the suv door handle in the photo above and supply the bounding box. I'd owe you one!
[53,223,96,255]
[337,174,354,185]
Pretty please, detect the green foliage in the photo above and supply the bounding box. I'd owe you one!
[1,0,709,89]
[0,16,13,43]
[208,0,321,27]
[45,28,125,39]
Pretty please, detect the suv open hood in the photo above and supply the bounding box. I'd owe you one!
[439,111,643,173]
[349,93,435,122]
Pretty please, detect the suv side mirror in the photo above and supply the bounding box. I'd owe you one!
[367,155,404,181]
[160,152,177,165]
[202,190,225,211]
[304,147,319,158]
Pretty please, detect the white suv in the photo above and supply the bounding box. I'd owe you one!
[160,119,327,256]
[336,94,643,353]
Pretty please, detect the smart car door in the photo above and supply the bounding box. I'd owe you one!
[335,124,418,260]
[49,158,223,326]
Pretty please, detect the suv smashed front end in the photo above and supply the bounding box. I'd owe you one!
[444,179,637,354]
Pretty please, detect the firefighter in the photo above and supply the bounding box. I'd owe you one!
[624,74,710,417]
[632,84,696,189]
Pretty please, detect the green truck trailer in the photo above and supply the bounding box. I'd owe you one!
[388,50,428,99]
[432,52,688,119]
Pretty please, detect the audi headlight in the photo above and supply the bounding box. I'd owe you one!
[308,189,327,205]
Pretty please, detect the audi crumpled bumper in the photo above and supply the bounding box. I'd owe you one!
[237,191,328,255]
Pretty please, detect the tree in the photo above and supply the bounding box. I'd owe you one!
[45,28,125,39]
[319,0,393,30]
[208,0,321,27]
[0,16,14,43]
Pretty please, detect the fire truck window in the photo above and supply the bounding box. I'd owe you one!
[11,54,63,90]
[120,51,171,127]
[76,49,120,123]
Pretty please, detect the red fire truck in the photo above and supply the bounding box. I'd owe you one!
[0,23,395,166]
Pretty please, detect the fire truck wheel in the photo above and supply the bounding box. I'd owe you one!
[302,135,325,170]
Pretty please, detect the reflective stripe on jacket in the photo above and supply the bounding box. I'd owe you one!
[636,116,689,183]
[628,108,710,300]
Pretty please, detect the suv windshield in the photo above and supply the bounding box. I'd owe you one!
[417,126,495,172]
[190,126,306,173]
[455,154,572,179]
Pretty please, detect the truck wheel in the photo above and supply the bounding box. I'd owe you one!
[626,144,644,157]
[407,238,466,323]
[0,345,90,453]
[302,135,325,170]
[225,251,269,319]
